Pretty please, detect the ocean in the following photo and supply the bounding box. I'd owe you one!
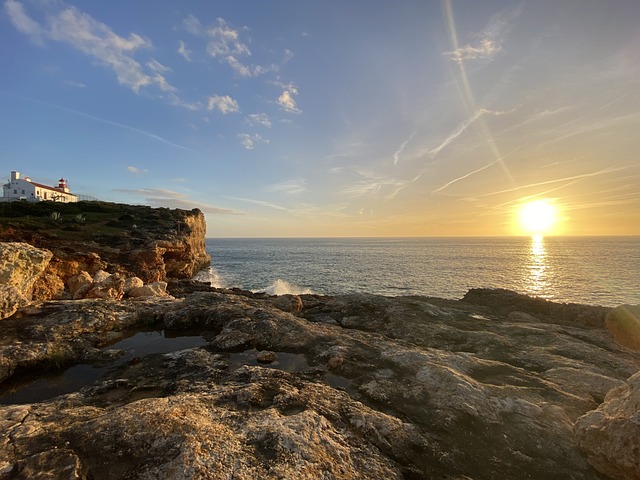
[199,236,640,307]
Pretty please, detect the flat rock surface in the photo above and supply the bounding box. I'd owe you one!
[1,289,639,479]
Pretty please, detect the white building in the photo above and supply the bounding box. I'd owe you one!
[1,171,78,203]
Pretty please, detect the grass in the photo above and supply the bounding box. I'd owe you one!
[0,200,200,246]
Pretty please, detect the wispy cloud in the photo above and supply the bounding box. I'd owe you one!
[146,58,171,74]
[238,133,268,150]
[393,131,416,166]
[443,2,522,64]
[265,179,306,196]
[429,108,513,159]
[63,79,86,88]
[207,95,239,114]
[245,113,272,128]
[183,15,275,78]
[461,166,632,200]
[226,195,289,212]
[4,0,44,44]
[113,188,242,215]
[5,1,175,95]
[127,166,148,174]
[177,40,192,62]
[445,38,501,64]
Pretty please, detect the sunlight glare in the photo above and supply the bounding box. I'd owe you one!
[519,200,558,236]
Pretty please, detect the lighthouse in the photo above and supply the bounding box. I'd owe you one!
[57,178,70,193]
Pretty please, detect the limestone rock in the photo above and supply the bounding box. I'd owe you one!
[67,271,93,297]
[256,350,278,364]
[269,294,303,314]
[606,304,640,351]
[127,281,170,298]
[85,273,125,300]
[575,370,640,480]
[1,290,639,479]
[0,285,28,321]
[123,276,144,294]
[0,242,52,319]
[92,270,111,284]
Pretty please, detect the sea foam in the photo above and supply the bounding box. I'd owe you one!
[256,279,314,296]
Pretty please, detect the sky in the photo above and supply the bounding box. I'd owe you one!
[1,0,639,237]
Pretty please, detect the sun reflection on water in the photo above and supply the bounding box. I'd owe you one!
[527,235,548,297]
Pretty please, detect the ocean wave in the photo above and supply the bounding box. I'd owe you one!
[255,279,314,296]
[193,266,224,288]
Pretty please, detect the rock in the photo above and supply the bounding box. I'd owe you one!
[269,294,304,314]
[31,271,66,301]
[92,270,111,284]
[606,304,640,351]
[1,290,639,479]
[0,242,52,319]
[123,276,144,294]
[72,282,93,300]
[256,350,278,364]
[67,271,93,297]
[1,204,211,301]
[327,355,344,369]
[127,281,170,298]
[508,311,541,323]
[85,273,125,300]
[575,370,640,480]
[0,285,28,322]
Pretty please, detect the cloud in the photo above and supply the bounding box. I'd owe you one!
[205,18,250,57]
[393,131,416,166]
[146,58,171,74]
[127,166,148,174]
[113,188,242,215]
[265,179,306,196]
[207,95,239,114]
[429,108,513,159]
[64,79,86,88]
[5,0,44,43]
[246,113,271,128]
[277,84,301,113]
[6,1,177,95]
[226,196,289,212]
[184,16,271,78]
[443,2,522,64]
[177,40,192,62]
[445,38,501,64]
[238,133,268,150]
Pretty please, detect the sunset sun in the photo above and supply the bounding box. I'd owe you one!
[518,200,558,236]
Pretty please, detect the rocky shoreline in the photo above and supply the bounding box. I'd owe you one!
[1,229,640,478]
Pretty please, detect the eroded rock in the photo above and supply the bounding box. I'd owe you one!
[575,370,640,480]
[0,242,52,319]
[0,290,639,479]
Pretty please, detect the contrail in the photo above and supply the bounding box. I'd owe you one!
[440,0,515,187]
[0,90,197,154]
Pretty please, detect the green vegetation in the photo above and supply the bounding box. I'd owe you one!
[0,200,200,245]
[45,343,72,370]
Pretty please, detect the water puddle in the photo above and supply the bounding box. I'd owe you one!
[0,330,207,405]
[229,349,355,394]
[229,348,309,371]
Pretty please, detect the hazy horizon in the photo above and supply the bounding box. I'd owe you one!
[2,1,639,237]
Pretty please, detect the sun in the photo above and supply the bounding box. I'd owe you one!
[518,199,558,236]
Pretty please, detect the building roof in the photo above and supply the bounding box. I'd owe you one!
[22,179,77,197]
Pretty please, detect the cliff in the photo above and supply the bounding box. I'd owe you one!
[0,201,210,303]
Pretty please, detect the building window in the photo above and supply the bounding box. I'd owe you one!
[44,192,47,199]
[21,189,25,194]
[14,189,17,194]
